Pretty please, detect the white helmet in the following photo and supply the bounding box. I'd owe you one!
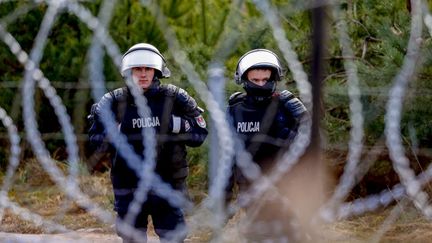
[121,43,171,78]
[234,49,283,84]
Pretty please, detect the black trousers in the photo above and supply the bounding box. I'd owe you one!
[114,191,187,243]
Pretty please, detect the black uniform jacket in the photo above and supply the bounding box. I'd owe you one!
[88,84,208,191]
[227,90,307,189]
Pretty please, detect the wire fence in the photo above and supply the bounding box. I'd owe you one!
[0,0,431,242]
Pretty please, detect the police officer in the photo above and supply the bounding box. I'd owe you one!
[226,49,308,242]
[88,43,208,242]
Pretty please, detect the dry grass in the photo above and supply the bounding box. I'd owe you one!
[2,160,432,242]
[1,160,114,234]
[320,206,432,243]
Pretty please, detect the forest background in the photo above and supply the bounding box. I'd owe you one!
[0,0,432,240]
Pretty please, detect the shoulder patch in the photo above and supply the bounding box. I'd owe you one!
[194,115,207,128]
[228,92,245,106]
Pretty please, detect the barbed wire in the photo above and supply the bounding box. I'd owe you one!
[0,0,431,242]
[2,81,432,97]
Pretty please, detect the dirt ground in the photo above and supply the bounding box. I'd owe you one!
[2,218,432,243]
[0,232,123,243]
[0,231,162,243]
[4,163,432,242]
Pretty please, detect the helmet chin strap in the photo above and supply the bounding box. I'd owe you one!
[243,80,276,100]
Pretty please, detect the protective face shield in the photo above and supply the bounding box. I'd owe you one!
[121,43,171,78]
[234,49,283,84]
